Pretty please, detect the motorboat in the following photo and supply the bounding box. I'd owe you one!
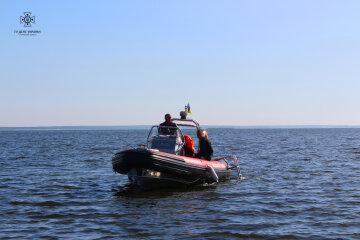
[111,113,241,188]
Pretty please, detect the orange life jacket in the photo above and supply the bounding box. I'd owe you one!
[181,134,195,157]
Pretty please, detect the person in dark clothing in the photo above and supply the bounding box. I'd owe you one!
[159,113,178,135]
[194,129,213,160]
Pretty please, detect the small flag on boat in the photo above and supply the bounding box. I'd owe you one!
[185,104,192,114]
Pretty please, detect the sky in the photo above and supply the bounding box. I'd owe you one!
[1,0,360,127]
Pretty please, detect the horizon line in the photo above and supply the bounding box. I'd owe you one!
[1,124,360,130]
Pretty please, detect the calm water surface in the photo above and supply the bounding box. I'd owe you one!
[0,128,359,239]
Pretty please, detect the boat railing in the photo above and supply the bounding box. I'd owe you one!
[212,156,242,179]
[171,118,200,129]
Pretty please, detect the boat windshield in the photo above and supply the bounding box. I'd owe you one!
[146,119,200,155]
[147,126,184,154]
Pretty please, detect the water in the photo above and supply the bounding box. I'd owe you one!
[1,128,359,239]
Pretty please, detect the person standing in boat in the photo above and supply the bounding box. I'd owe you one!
[195,129,213,160]
[159,113,178,135]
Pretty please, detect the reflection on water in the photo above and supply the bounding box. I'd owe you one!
[112,181,219,197]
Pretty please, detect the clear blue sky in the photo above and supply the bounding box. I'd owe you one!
[1,0,360,126]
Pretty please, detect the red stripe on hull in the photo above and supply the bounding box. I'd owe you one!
[148,149,227,169]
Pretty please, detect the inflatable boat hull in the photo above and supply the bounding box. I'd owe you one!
[112,148,230,186]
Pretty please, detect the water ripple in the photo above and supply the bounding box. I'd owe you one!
[1,129,360,239]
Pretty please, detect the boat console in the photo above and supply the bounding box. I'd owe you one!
[147,126,184,155]
[146,118,200,155]
[149,135,183,154]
